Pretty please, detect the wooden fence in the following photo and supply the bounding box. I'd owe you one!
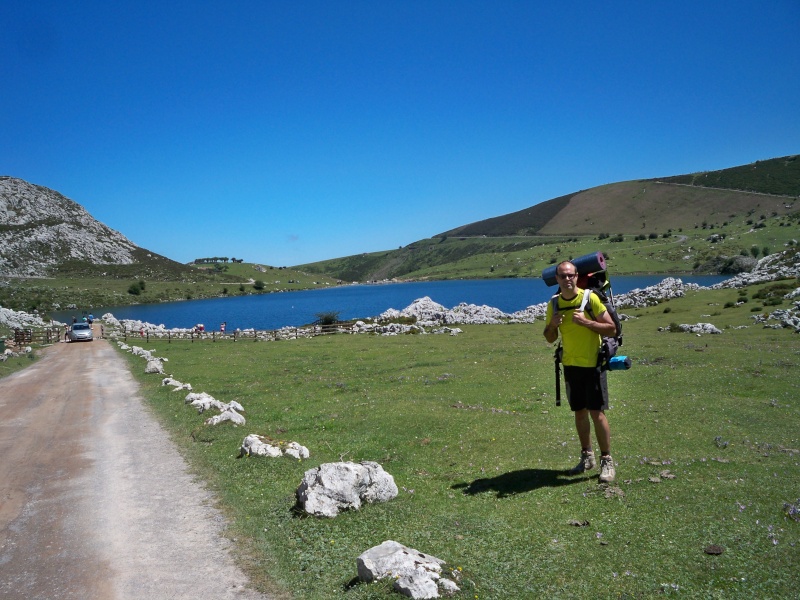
[120,322,350,343]
[6,323,350,348]
[12,327,64,345]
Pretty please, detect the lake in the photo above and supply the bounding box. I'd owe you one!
[57,275,729,331]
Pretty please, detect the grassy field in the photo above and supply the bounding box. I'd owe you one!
[116,283,800,599]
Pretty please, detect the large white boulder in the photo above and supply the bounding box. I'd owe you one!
[145,359,165,374]
[296,461,398,518]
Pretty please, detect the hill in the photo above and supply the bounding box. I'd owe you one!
[0,176,193,279]
[440,155,799,238]
[299,155,799,281]
[0,176,341,314]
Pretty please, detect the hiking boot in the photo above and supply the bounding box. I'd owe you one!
[599,455,616,483]
[569,450,596,475]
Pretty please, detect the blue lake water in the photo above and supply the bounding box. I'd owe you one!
[58,275,729,331]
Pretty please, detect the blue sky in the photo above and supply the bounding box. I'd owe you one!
[2,1,799,266]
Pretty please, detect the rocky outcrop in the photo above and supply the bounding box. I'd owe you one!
[668,323,723,335]
[0,305,62,330]
[615,277,702,309]
[710,249,800,289]
[752,297,800,332]
[0,177,138,277]
[379,296,535,326]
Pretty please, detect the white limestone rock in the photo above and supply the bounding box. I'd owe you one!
[296,461,398,518]
[357,540,459,599]
[205,409,246,426]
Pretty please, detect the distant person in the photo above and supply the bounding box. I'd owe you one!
[220,322,226,333]
[543,260,618,483]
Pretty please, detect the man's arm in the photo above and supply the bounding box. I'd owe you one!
[543,312,561,343]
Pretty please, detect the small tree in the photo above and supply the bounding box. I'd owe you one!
[253,280,265,290]
[315,311,340,325]
[750,246,760,259]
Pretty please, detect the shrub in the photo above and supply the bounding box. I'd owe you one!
[253,280,265,290]
[315,311,341,326]
[128,283,141,295]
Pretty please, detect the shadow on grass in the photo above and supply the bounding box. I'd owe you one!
[452,468,584,498]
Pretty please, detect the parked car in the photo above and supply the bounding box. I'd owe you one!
[68,322,94,342]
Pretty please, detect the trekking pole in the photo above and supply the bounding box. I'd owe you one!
[554,345,562,407]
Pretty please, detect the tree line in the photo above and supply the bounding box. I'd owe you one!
[193,257,244,264]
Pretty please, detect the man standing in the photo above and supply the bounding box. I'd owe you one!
[543,261,618,482]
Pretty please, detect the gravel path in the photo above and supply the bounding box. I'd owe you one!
[0,338,272,599]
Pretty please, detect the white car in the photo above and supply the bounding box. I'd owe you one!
[68,323,94,342]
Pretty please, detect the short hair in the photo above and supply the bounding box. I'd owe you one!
[556,261,577,275]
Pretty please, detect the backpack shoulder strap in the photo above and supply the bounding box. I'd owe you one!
[550,293,560,313]
[579,289,592,313]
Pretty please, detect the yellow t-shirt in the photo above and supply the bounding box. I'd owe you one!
[545,289,606,367]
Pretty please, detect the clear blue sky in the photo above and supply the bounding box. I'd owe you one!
[2,1,799,266]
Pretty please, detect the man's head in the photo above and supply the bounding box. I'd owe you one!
[555,261,578,295]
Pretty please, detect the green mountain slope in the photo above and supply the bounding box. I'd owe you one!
[653,154,800,196]
[298,155,799,281]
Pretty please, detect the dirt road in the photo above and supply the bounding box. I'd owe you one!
[0,339,271,599]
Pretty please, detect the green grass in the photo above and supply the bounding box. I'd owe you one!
[117,285,800,599]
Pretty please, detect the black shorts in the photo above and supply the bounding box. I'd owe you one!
[563,366,608,412]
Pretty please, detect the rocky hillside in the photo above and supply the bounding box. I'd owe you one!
[1,177,163,277]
